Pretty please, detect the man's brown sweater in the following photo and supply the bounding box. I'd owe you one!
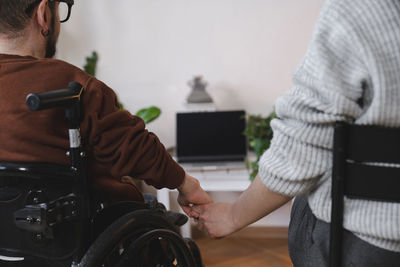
[0,53,185,202]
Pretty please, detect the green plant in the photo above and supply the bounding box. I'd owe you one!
[136,106,161,124]
[83,51,98,76]
[83,51,161,123]
[243,112,276,181]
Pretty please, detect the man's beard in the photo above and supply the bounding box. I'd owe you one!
[45,32,56,58]
[45,8,57,58]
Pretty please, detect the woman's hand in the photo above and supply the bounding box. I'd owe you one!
[189,175,292,239]
[190,202,238,239]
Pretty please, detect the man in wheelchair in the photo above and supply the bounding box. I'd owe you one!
[0,0,212,266]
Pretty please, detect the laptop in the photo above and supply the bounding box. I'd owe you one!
[176,110,247,171]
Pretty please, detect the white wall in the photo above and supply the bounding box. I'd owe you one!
[57,0,325,226]
[57,0,324,148]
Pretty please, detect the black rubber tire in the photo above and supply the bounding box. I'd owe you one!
[184,238,204,267]
[114,229,196,267]
[80,209,195,267]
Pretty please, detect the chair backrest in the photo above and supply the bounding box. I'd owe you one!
[330,122,400,267]
[0,82,89,265]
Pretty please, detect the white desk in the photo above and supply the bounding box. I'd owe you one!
[157,166,251,237]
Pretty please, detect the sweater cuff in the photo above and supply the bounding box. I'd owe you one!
[149,158,185,190]
[165,161,186,190]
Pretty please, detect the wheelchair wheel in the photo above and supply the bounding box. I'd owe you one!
[80,210,197,267]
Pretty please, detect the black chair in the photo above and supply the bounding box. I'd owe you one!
[0,82,203,267]
[330,122,400,267]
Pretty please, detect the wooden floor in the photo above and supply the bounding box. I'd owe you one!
[193,227,292,267]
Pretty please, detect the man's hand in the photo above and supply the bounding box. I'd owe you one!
[177,173,213,215]
[190,202,238,239]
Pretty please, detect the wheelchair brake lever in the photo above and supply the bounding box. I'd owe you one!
[14,203,54,239]
[14,193,80,239]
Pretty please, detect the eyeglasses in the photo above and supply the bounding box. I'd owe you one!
[26,0,74,23]
[51,0,74,23]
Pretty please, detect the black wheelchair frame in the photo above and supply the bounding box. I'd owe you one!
[0,81,203,266]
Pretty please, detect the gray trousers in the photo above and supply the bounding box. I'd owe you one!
[288,195,400,267]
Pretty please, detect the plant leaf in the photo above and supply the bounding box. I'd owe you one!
[243,111,276,180]
[136,106,161,124]
[83,51,98,77]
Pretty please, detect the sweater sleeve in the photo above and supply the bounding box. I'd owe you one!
[80,78,185,189]
[258,0,370,197]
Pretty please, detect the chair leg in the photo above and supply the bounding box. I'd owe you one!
[330,123,347,267]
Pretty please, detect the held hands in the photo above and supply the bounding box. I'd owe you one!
[184,175,292,239]
[177,173,240,239]
[177,173,213,215]
[189,202,239,239]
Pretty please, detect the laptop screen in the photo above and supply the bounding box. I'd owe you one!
[176,110,247,163]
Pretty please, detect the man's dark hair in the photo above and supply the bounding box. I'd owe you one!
[0,0,55,37]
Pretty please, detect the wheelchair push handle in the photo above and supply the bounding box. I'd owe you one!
[26,81,83,111]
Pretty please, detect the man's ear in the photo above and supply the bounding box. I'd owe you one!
[36,0,50,33]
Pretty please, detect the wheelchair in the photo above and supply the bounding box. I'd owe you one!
[0,82,204,267]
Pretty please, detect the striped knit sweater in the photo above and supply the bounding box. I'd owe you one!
[259,0,400,252]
